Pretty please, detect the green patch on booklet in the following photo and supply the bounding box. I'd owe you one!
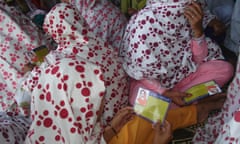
[25,45,49,65]
[184,80,222,104]
[134,87,171,123]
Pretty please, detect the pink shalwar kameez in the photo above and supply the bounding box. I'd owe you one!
[121,0,234,106]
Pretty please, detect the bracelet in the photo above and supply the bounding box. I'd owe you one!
[107,123,118,138]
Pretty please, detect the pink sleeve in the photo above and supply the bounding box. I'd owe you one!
[191,35,208,64]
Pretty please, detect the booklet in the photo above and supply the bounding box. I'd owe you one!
[25,45,49,65]
[133,87,171,123]
[183,80,222,104]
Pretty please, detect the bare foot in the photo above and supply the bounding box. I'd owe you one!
[196,96,226,123]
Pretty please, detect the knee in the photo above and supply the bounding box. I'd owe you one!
[214,60,235,86]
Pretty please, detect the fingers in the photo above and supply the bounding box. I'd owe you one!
[190,1,203,16]
[184,1,203,21]
[164,120,171,131]
[110,106,135,132]
[117,107,134,118]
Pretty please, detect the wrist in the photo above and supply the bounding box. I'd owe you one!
[103,126,116,142]
[103,124,118,142]
[163,89,172,99]
[192,34,205,41]
[192,30,203,38]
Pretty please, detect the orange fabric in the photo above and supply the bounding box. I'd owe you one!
[109,105,197,144]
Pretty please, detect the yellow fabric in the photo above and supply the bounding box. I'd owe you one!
[109,105,197,144]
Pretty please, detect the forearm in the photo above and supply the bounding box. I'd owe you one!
[103,125,118,143]
[191,35,208,64]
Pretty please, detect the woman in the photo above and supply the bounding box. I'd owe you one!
[121,0,233,109]
[0,0,49,112]
[0,1,52,143]
[23,3,129,123]
[23,3,173,143]
[115,1,234,143]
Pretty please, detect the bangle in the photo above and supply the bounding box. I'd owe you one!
[107,123,118,138]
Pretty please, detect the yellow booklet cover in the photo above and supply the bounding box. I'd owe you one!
[25,45,49,66]
[134,87,171,123]
[184,80,222,104]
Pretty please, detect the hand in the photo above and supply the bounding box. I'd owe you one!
[163,89,192,106]
[153,120,173,144]
[103,107,134,142]
[184,1,204,38]
[109,106,134,133]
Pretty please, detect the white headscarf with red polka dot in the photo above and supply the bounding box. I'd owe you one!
[42,3,129,123]
[22,4,129,143]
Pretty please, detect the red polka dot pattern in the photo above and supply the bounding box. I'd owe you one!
[70,0,128,50]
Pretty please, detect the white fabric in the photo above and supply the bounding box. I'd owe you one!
[69,0,127,51]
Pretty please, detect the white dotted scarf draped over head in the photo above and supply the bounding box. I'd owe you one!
[23,5,128,141]
[42,3,129,122]
[121,0,223,88]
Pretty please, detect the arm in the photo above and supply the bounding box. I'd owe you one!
[103,107,134,143]
[184,1,208,64]
[191,35,208,64]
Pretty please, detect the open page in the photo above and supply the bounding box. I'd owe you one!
[134,87,171,123]
[184,80,222,104]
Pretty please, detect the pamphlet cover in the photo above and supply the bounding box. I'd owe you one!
[184,80,222,104]
[133,87,171,123]
[25,45,49,65]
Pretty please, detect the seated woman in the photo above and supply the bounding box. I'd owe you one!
[22,3,129,124]
[0,1,53,143]
[22,3,172,143]
[121,0,233,108]
[0,0,50,112]
[115,0,234,143]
